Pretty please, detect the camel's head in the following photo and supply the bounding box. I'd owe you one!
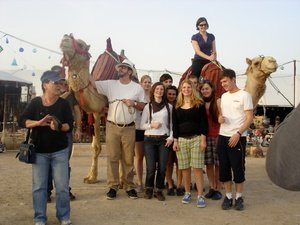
[246,56,278,79]
[60,34,91,66]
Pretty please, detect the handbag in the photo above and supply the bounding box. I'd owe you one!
[16,129,36,164]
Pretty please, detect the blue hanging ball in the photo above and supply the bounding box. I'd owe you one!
[32,72,35,76]
[6,37,9,44]
[19,47,24,52]
[32,48,37,53]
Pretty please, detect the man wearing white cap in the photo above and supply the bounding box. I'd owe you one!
[90,59,146,199]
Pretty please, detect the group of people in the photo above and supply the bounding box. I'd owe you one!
[18,16,254,225]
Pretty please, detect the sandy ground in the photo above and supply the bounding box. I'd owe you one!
[1,144,300,225]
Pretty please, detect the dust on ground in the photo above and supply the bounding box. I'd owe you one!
[0,144,300,225]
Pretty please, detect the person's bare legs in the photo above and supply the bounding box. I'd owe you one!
[134,141,144,190]
[194,168,204,196]
[166,153,175,190]
[206,164,215,189]
[182,168,191,192]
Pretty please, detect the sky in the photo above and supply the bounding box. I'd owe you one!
[0,0,300,105]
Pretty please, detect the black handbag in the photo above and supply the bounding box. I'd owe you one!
[16,129,36,164]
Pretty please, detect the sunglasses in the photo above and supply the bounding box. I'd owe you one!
[48,80,65,85]
[199,24,207,27]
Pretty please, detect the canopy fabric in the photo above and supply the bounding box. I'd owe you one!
[0,70,32,86]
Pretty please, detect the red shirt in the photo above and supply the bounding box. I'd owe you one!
[206,108,220,137]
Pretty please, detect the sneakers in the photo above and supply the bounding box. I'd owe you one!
[69,191,76,201]
[135,185,144,193]
[211,190,222,200]
[221,197,233,210]
[176,187,185,196]
[144,188,153,199]
[155,191,166,201]
[182,192,192,204]
[106,188,117,200]
[126,189,138,199]
[61,219,72,225]
[235,197,244,211]
[35,222,46,225]
[197,196,206,208]
[204,188,215,199]
[167,188,175,196]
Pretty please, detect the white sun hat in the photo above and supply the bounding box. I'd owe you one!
[115,59,137,76]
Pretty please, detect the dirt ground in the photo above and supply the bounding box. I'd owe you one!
[0,144,300,225]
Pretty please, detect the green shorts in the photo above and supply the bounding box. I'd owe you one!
[176,135,204,169]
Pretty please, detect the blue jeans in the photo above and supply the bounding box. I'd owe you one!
[32,148,70,223]
[48,132,73,194]
[144,137,169,190]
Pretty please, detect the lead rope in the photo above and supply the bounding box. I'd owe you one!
[109,99,136,128]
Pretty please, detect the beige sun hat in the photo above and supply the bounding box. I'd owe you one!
[115,59,137,76]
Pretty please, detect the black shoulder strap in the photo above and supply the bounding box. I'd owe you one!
[165,101,171,129]
[25,129,31,144]
[149,103,152,124]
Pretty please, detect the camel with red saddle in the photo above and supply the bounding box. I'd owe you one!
[60,34,127,183]
[181,56,278,107]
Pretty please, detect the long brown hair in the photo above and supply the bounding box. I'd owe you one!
[200,81,219,123]
[176,79,203,109]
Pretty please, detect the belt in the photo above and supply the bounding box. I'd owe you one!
[107,120,135,127]
[181,135,198,140]
[145,135,168,139]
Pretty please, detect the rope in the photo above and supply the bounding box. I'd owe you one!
[109,99,135,128]
[267,77,294,107]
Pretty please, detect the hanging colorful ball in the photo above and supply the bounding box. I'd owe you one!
[32,72,36,76]
[6,37,9,44]
[32,48,37,53]
[19,47,24,52]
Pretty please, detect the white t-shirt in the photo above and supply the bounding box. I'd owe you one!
[219,90,253,137]
[95,80,146,124]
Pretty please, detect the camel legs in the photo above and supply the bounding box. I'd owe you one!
[84,113,102,183]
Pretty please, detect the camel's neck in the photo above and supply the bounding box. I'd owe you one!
[67,60,91,92]
[68,59,89,73]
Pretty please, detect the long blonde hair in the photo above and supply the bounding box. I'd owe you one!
[176,79,203,109]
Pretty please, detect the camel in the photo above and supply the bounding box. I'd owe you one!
[244,55,278,107]
[180,56,278,107]
[60,34,123,183]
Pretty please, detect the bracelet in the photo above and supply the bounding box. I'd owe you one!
[237,131,242,136]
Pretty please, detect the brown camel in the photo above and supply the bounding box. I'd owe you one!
[60,34,118,183]
[244,55,278,107]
